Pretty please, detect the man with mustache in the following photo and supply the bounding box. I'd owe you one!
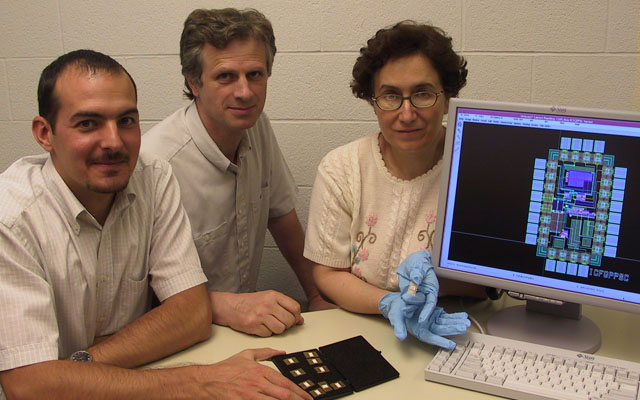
[0,49,311,400]
[142,8,333,337]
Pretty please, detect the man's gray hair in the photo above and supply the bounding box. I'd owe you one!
[180,8,276,100]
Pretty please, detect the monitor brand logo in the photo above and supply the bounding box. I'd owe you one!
[577,354,595,361]
[550,105,567,113]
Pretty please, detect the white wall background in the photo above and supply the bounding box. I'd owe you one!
[1,0,639,308]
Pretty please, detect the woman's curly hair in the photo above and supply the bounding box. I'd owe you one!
[351,21,467,103]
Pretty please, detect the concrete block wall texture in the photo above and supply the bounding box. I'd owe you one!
[1,0,639,307]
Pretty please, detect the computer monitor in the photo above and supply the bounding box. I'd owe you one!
[433,98,640,353]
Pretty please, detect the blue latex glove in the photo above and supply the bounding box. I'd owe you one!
[378,292,409,340]
[397,250,438,321]
[380,249,436,340]
[406,306,470,350]
[379,291,470,348]
[396,250,471,349]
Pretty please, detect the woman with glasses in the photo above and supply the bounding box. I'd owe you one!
[303,21,485,340]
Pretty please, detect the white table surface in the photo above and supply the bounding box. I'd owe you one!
[146,296,640,399]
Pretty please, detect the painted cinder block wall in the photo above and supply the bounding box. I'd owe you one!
[1,0,638,307]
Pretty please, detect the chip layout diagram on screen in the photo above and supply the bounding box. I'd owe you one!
[434,98,640,353]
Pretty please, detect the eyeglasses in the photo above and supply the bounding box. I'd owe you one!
[371,91,444,111]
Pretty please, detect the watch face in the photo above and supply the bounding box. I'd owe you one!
[70,350,93,362]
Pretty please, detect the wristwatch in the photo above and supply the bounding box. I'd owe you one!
[70,350,93,362]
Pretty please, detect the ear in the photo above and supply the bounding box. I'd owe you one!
[32,116,54,152]
[186,78,200,99]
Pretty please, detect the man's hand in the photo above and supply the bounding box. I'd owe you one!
[306,293,337,312]
[195,348,312,399]
[210,291,304,337]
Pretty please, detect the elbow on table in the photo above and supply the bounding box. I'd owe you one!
[182,284,213,343]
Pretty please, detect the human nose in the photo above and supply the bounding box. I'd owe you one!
[100,121,124,150]
[234,76,252,100]
[398,98,417,122]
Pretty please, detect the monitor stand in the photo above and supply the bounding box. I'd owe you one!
[486,299,601,353]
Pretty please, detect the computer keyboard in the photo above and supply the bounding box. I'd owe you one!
[425,331,640,400]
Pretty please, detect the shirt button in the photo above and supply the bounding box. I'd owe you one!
[241,273,248,281]
[238,208,243,216]
[101,275,108,282]
[98,316,105,322]
[204,233,211,241]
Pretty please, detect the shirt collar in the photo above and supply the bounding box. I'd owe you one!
[42,155,137,231]
[185,100,252,173]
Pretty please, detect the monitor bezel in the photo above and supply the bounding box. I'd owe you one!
[433,97,640,315]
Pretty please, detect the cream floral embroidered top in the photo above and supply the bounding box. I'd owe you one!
[304,134,441,291]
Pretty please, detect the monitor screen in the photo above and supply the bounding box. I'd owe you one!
[433,98,640,352]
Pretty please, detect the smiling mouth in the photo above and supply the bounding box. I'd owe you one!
[228,106,257,117]
[397,128,422,134]
[229,104,255,110]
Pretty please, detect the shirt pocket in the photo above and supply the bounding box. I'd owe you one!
[113,275,150,331]
[193,221,231,289]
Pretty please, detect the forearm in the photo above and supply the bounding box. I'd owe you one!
[312,263,388,314]
[90,284,211,368]
[0,361,203,400]
[268,210,321,300]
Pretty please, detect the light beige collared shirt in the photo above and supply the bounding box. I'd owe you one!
[141,101,296,292]
[0,153,207,372]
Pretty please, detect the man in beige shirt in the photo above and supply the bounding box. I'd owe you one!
[0,49,310,399]
[142,8,334,337]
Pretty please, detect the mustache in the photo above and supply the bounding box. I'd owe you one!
[87,151,130,164]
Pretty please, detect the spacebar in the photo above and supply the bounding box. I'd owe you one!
[502,377,588,400]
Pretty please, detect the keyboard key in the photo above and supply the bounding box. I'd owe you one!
[455,369,476,379]
[609,388,637,398]
[616,375,639,386]
[474,373,487,382]
[485,375,504,385]
[601,394,637,400]
[619,383,638,393]
[504,376,588,400]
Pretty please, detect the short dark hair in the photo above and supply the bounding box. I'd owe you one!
[351,21,467,103]
[180,8,277,100]
[37,49,137,129]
